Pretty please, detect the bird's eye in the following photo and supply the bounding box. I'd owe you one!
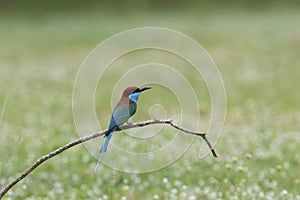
[134,88,140,93]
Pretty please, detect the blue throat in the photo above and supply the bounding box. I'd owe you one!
[129,92,141,103]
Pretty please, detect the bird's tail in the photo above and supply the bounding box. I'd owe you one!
[93,131,114,173]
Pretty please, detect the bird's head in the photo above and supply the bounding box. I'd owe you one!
[122,86,151,102]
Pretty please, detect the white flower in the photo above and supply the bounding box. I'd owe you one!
[163,178,168,184]
[281,190,288,195]
[121,196,127,200]
[189,195,197,200]
[171,188,178,194]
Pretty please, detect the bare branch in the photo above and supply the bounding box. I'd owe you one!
[0,119,217,199]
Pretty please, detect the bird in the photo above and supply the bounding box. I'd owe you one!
[93,86,151,172]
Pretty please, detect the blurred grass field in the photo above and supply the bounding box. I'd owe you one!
[0,2,300,199]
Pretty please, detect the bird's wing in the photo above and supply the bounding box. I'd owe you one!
[109,104,132,129]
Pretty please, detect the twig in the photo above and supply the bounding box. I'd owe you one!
[0,119,217,199]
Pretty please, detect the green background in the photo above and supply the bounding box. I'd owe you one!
[0,1,299,199]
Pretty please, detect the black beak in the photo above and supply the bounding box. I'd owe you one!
[139,86,151,92]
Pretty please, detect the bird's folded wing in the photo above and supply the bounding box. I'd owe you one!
[109,104,132,129]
